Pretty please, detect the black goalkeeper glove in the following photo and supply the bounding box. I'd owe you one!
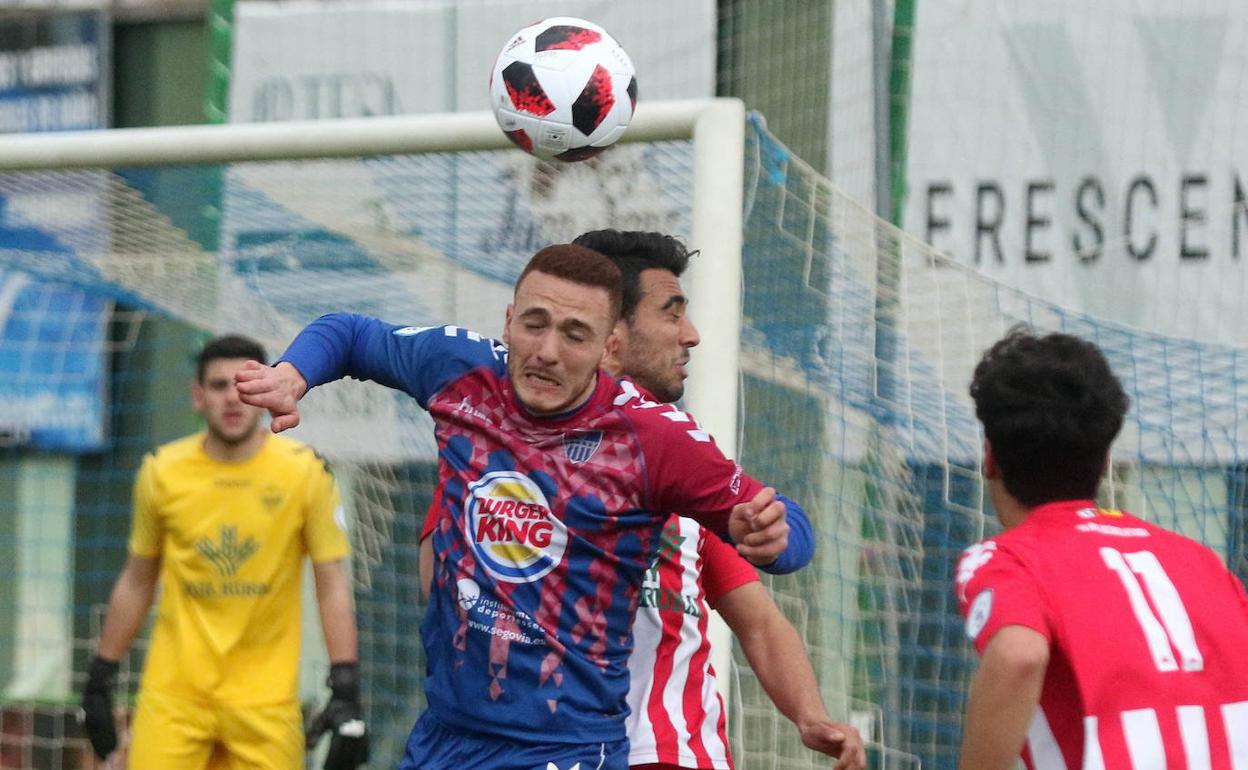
[306,662,369,770]
[79,656,119,760]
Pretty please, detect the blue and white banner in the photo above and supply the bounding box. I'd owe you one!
[0,10,110,451]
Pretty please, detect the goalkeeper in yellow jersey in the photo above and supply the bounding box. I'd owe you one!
[79,334,368,770]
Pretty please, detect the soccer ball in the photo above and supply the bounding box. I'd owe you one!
[490,17,637,162]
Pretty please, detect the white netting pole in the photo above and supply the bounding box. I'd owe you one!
[683,97,747,710]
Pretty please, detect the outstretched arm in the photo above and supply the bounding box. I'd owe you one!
[234,313,415,432]
[236,315,498,432]
[958,626,1048,770]
[717,582,866,770]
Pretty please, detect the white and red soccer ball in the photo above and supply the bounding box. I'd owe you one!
[490,17,637,162]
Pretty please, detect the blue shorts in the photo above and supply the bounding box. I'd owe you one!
[399,710,629,770]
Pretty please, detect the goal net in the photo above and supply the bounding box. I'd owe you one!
[0,103,1244,770]
[734,115,1247,770]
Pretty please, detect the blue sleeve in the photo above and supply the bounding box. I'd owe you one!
[758,493,815,575]
[278,313,503,408]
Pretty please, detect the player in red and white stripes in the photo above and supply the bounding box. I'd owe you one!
[957,328,1248,770]
[574,229,865,770]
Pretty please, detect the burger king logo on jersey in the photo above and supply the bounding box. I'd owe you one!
[465,470,567,583]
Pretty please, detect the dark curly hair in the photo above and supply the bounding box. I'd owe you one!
[969,326,1130,506]
[572,230,695,321]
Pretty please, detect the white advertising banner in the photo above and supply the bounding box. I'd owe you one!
[903,0,1247,346]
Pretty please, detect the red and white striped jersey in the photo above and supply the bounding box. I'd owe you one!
[956,500,1248,770]
[626,515,760,769]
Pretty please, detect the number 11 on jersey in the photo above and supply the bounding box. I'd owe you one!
[1100,547,1204,672]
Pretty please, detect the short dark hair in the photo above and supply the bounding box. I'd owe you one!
[517,243,624,323]
[572,230,694,320]
[969,327,1130,507]
[196,334,267,382]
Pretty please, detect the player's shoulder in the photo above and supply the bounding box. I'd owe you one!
[394,323,506,357]
[956,536,1008,578]
[1130,515,1224,562]
[610,379,712,443]
[395,324,509,388]
[959,513,1057,565]
[264,433,333,473]
[144,433,203,469]
[1039,505,1205,556]
[954,534,1033,598]
[137,435,207,497]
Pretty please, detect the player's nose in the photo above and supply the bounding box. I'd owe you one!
[681,316,701,348]
[534,331,560,363]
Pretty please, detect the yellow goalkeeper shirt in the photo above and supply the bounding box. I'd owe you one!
[128,432,349,705]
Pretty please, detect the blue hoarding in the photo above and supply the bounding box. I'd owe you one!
[0,10,109,452]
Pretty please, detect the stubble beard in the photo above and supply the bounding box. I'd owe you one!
[207,417,261,448]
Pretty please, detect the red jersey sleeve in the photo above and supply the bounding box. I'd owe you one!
[633,399,764,538]
[698,525,760,608]
[955,539,1052,653]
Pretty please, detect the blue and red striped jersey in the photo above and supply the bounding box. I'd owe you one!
[281,314,789,744]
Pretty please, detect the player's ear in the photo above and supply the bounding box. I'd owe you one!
[502,304,514,345]
[190,379,206,413]
[982,440,1000,480]
[602,323,624,373]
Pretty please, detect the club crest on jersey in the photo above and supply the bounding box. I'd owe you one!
[465,470,568,583]
[965,588,993,641]
[562,430,602,464]
[259,483,284,511]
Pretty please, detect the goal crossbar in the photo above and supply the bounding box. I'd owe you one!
[0,98,738,171]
